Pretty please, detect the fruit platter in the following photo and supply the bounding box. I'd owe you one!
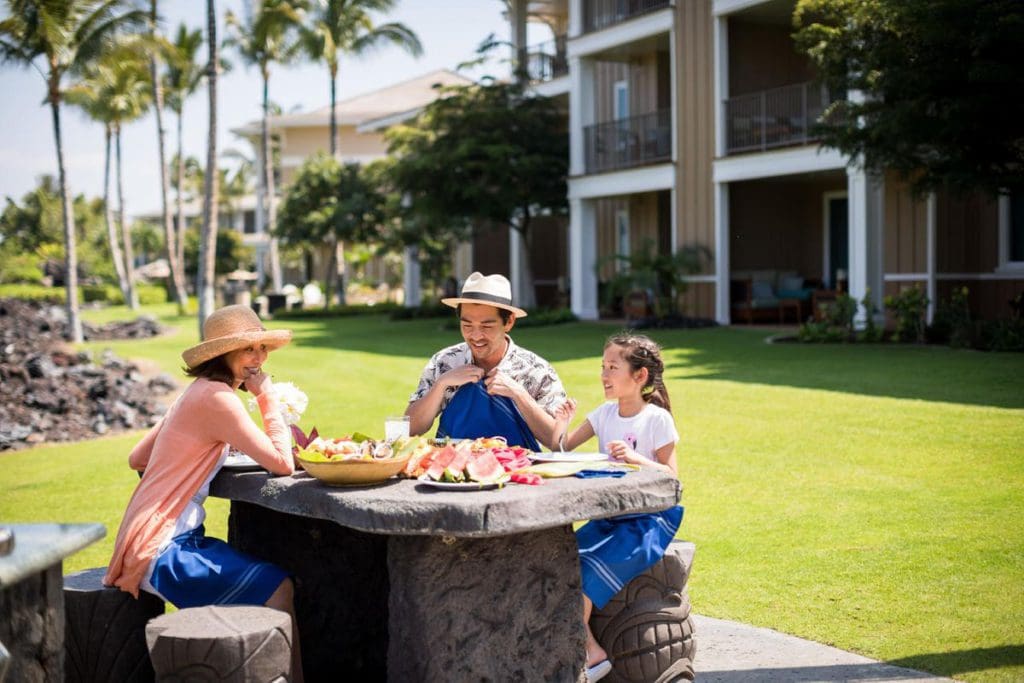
[405,436,544,488]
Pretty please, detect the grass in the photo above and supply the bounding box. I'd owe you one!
[2,302,1023,681]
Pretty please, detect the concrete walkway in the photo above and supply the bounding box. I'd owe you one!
[693,615,958,682]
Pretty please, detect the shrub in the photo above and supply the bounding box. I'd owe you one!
[389,303,452,321]
[929,286,973,348]
[798,293,856,343]
[440,307,577,330]
[885,287,929,343]
[0,284,65,303]
[0,252,44,284]
[275,302,403,319]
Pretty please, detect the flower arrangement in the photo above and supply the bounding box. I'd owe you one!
[248,381,308,425]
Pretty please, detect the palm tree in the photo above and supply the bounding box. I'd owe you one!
[301,0,422,157]
[226,0,305,293]
[0,0,146,341]
[197,0,220,334]
[65,63,131,306]
[147,0,188,312]
[300,0,422,306]
[164,22,204,286]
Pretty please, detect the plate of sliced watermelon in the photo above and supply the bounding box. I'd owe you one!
[416,473,510,490]
[529,452,609,464]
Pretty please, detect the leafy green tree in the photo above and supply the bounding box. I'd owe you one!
[184,227,253,280]
[164,22,205,273]
[793,0,1024,196]
[0,0,146,340]
[226,0,305,292]
[276,152,385,307]
[387,79,568,308]
[300,0,422,156]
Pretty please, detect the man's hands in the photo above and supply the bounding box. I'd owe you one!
[483,368,526,400]
[438,365,486,391]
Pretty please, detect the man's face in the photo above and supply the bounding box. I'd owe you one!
[460,303,514,366]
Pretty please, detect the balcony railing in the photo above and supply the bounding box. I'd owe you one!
[584,109,672,174]
[724,81,830,155]
[583,0,672,34]
[518,35,568,83]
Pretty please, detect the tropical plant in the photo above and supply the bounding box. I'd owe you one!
[276,152,385,307]
[164,22,205,275]
[300,0,422,157]
[885,286,929,343]
[598,239,710,319]
[387,79,568,309]
[225,0,305,293]
[0,0,146,340]
[197,0,220,334]
[146,0,188,312]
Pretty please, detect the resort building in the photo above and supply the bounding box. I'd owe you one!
[506,0,1023,323]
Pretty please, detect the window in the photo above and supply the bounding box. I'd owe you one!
[999,192,1024,269]
[243,210,256,234]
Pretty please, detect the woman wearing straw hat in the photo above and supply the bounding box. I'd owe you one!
[405,272,567,450]
[105,304,303,681]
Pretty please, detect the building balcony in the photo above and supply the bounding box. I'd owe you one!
[724,81,829,155]
[584,109,672,174]
[519,35,568,83]
[582,0,672,34]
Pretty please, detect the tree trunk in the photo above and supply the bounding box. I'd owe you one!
[50,90,82,343]
[150,0,189,313]
[176,110,187,286]
[261,71,282,292]
[115,124,139,310]
[197,0,219,335]
[103,125,130,304]
[329,65,337,157]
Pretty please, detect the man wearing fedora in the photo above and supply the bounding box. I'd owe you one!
[405,272,566,451]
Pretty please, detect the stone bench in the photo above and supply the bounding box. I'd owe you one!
[146,605,293,682]
[591,541,697,683]
[64,567,164,683]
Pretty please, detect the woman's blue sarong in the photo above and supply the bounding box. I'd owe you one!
[148,525,288,609]
[577,505,684,609]
[436,379,541,451]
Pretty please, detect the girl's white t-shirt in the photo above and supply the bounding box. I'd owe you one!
[586,402,679,461]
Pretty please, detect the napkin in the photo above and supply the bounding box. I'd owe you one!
[575,469,627,479]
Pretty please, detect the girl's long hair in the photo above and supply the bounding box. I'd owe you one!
[606,333,671,414]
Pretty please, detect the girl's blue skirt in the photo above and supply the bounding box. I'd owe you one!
[576,506,684,609]
[148,525,288,609]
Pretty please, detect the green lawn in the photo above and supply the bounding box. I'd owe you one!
[2,302,1022,681]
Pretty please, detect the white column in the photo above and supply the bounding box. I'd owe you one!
[403,245,421,308]
[926,192,937,323]
[714,15,729,158]
[509,227,531,308]
[714,181,730,324]
[569,0,583,37]
[510,0,528,74]
[570,197,598,319]
[669,19,678,165]
[569,56,595,177]
[847,164,883,328]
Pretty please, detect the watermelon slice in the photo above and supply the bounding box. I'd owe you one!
[466,451,505,484]
[425,445,456,480]
[511,472,543,486]
[444,449,470,481]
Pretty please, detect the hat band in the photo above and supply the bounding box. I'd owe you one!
[458,291,514,307]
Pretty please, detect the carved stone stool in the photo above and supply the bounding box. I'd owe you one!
[590,541,697,683]
[145,605,293,682]
[64,567,164,683]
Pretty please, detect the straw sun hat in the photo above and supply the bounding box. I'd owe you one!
[182,305,292,369]
[441,272,527,318]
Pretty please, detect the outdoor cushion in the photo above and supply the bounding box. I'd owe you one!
[780,275,804,291]
[751,280,775,300]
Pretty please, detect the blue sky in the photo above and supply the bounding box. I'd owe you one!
[0,1,548,215]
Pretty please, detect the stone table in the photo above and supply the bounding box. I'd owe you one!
[0,523,106,683]
[210,468,680,683]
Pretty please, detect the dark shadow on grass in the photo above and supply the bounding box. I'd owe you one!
[285,316,1024,410]
[886,645,1024,677]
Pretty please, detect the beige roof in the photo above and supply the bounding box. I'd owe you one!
[233,69,473,136]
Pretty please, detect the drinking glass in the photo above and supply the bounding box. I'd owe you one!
[384,415,410,442]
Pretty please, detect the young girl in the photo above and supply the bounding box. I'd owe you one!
[554,333,684,678]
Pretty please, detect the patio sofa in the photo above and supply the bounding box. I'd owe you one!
[730,270,818,324]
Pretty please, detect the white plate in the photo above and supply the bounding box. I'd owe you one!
[416,473,509,490]
[222,454,263,471]
[529,453,609,464]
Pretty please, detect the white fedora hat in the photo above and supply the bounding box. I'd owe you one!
[441,272,527,318]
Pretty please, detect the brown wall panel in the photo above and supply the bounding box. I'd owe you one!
[680,281,714,320]
[727,19,815,95]
[885,173,927,273]
[677,0,715,277]
[594,54,663,124]
[937,279,1024,320]
[729,174,845,280]
[472,222,509,277]
[935,190,999,272]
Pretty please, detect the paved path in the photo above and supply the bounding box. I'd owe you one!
[693,615,958,682]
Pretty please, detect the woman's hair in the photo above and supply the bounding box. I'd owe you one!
[605,332,671,413]
[183,354,235,386]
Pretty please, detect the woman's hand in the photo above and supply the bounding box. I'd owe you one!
[243,368,273,396]
[606,439,645,466]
